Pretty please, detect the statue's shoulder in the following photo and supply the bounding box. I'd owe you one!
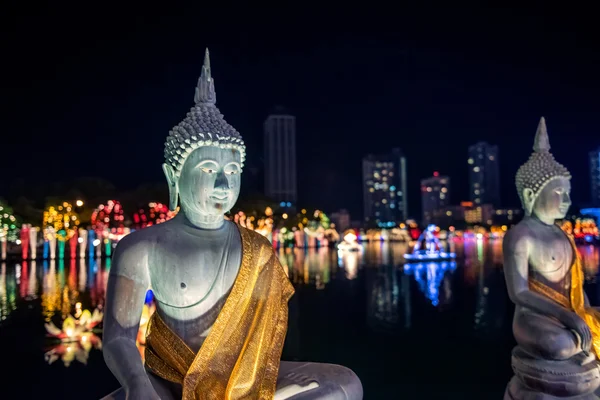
[503,220,535,250]
[113,221,174,259]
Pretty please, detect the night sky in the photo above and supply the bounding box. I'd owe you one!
[2,5,599,220]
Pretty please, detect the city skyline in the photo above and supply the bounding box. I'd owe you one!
[264,109,298,207]
[3,7,600,220]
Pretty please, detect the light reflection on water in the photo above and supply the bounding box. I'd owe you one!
[1,240,599,332]
[0,239,599,398]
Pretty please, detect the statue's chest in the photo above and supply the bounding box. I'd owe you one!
[149,234,242,309]
[530,230,573,275]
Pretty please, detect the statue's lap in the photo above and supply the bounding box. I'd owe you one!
[101,361,363,400]
[514,307,580,361]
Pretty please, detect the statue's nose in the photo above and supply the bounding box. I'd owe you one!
[214,171,228,190]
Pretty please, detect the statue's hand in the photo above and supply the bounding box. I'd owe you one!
[563,312,592,353]
[125,378,160,400]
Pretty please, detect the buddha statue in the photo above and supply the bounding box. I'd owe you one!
[503,117,600,399]
[102,49,362,400]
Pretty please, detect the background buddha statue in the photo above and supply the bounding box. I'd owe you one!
[503,117,600,399]
[102,50,362,400]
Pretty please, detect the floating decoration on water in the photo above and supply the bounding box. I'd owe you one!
[44,306,104,367]
[44,308,103,342]
[405,224,456,261]
[337,230,361,252]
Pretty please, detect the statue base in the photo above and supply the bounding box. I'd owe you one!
[505,346,600,399]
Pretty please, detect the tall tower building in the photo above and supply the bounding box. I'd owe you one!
[264,108,297,206]
[591,147,600,207]
[421,172,450,225]
[362,148,408,227]
[468,142,500,207]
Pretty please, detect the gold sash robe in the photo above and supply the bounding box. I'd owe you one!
[144,227,294,399]
[529,231,600,358]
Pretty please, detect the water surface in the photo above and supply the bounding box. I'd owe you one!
[1,238,599,399]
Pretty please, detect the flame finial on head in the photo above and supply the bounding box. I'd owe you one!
[533,116,550,153]
[515,117,571,215]
[164,48,246,177]
[194,48,216,105]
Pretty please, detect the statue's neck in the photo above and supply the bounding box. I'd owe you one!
[181,210,225,230]
[530,213,556,227]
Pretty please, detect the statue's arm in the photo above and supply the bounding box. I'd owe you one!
[103,235,152,391]
[503,231,571,323]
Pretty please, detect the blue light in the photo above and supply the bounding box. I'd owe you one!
[286,202,291,207]
[390,185,396,191]
[145,289,154,304]
[280,201,286,207]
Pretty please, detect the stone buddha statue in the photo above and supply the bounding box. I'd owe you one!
[503,117,600,399]
[102,49,362,400]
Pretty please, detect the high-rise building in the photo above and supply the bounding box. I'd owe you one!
[421,172,450,225]
[264,108,297,207]
[468,142,500,207]
[362,148,408,228]
[591,147,600,207]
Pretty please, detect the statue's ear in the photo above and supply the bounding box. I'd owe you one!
[162,163,179,211]
[523,188,534,204]
[522,188,535,216]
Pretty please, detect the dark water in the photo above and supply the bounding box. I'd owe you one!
[1,238,599,399]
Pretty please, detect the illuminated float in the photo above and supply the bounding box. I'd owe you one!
[404,224,456,261]
[337,230,361,252]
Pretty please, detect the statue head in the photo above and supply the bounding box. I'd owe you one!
[515,117,571,219]
[162,49,246,224]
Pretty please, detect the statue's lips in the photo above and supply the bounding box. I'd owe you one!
[209,194,229,201]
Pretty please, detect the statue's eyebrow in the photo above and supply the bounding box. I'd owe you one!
[225,161,241,169]
[195,159,219,168]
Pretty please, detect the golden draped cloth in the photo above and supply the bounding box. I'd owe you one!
[144,227,294,399]
[529,231,600,358]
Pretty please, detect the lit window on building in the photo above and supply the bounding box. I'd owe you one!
[382,199,388,204]
[473,167,480,172]
[468,158,474,164]
[489,155,495,161]
[440,194,445,200]
[446,211,452,216]
[369,188,374,193]
[427,187,432,192]
[441,187,447,193]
